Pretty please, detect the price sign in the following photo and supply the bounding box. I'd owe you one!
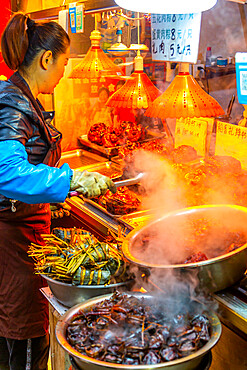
[151,13,202,63]
[175,117,208,157]
[196,117,215,155]
[215,121,247,170]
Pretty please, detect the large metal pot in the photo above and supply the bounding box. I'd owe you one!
[42,274,134,307]
[122,205,247,293]
[56,292,222,370]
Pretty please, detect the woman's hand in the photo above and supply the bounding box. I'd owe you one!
[50,202,71,219]
[70,170,117,198]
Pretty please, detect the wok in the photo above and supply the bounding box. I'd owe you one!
[55,292,222,370]
[122,205,247,292]
[42,274,134,307]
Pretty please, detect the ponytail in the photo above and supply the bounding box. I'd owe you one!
[1,13,29,70]
[1,12,70,71]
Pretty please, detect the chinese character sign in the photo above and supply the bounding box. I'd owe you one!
[151,13,202,63]
[175,117,208,156]
[215,121,247,170]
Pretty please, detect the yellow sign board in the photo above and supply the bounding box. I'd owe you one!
[175,117,212,157]
[215,121,247,170]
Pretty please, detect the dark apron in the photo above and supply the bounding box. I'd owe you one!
[0,73,62,340]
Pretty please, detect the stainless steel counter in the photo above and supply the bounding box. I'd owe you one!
[59,149,107,169]
[213,278,247,338]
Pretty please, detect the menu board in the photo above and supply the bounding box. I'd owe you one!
[215,121,247,170]
[175,117,209,157]
[151,13,202,63]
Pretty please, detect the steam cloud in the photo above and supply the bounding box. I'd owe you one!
[124,149,247,308]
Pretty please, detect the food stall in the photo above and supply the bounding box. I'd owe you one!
[4,0,247,369]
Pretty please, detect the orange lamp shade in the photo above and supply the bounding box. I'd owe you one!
[145,72,225,118]
[106,71,160,110]
[69,30,122,79]
[106,52,160,110]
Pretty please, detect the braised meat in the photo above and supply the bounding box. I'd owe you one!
[169,145,198,164]
[98,187,141,215]
[204,155,242,175]
[88,122,147,148]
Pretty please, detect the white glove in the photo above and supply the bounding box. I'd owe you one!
[70,170,117,198]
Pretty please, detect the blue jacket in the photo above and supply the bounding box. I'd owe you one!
[0,73,73,207]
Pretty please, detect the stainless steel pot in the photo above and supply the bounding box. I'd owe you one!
[56,292,222,370]
[42,274,134,307]
[122,205,247,293]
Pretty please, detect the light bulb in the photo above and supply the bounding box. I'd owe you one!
[114,0,217,14]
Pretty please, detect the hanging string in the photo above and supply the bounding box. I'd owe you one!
[137,12,140,45]
[95,13,97,31]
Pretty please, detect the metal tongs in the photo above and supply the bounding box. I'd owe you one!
[68,172,144,198]
[113,172,144,188]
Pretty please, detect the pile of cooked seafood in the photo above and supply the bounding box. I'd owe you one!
[121,139,247,210]
[137,218,247,265]
[88,122,146,148]
[97,186,141,215]
[28,228,134,285]
[89,145,199,216]
[66,291,211,365]
[118,138,173,159]
[183,226,247,263]
[119,142,197,163]
[173,155,247,208]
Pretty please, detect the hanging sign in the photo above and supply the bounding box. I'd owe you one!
[76,4,84,33]
[69,3,77,33]
[175,117,208,157]
[151,13,202,63]
[58,9,69,33]
[215,121,247,170]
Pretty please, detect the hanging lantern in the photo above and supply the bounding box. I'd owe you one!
[69,30,123,96]
[107,29,129,56]
[128,44,149,52]
[106,51,160,110]
[145,72,224,119]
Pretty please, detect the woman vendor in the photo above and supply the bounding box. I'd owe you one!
[0,12,116,370]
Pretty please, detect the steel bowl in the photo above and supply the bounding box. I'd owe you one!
[42,274,134,307]
[122,205,247,293]
[56,292,222,370]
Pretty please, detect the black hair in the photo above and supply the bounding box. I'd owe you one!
[1,12,70,71]
[98,86,110,97]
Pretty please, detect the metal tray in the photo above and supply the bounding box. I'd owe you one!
[78,135,119,157]
[59,149,107,169]
[83,184,142,220]
[119,209,155,229]
[42,274,134,308]
[78,130,166,158]
[83,198,129,219]
[73,161,123,179]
